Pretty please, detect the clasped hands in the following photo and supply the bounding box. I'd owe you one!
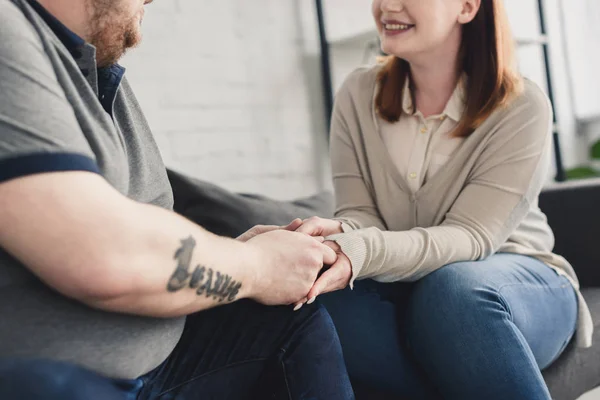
[238,217,352,309]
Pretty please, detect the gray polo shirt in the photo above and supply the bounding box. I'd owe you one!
[0,0,185,379]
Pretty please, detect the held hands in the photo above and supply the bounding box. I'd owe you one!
[241,216,351,308]
[244,229,337,306]
[237,218,303,242]
[292,240,352,310]
[292,217,352,310]
[294,216,344,237]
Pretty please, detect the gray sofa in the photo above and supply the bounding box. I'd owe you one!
[168,170,600,400]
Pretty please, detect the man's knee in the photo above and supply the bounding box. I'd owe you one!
[294,302,337,337]
[0,359,125,400]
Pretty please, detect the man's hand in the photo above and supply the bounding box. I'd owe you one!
[237,219,303,242]
[293,241,352,309]
[295,216,343,237]
[245,230,337,306]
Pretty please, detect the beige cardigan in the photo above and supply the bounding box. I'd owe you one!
[327,65,593,348]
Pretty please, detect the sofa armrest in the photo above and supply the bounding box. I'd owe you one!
[539,178,600,288]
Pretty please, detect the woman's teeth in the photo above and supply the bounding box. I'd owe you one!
[385,24,412,31]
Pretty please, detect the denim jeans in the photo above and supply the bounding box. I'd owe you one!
[0,300,354,400]
[320,253,578,400]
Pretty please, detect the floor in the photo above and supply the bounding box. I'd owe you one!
[579,388,600,399]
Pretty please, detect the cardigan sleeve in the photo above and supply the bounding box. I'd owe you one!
[329,81,554,284]
[329,72,387,236]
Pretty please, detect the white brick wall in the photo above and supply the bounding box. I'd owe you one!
[123,0,595,201]
[123,0,332,200]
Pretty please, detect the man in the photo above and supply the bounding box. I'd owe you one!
[0,0,354,398]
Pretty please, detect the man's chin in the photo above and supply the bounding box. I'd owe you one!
[95,31,142,67]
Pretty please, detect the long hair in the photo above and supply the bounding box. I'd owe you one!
[375,0,523,137]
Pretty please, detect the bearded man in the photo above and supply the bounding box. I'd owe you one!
[0,1,354,399]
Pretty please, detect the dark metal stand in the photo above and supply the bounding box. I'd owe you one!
[537,0,567,181]
[315,0,334,136]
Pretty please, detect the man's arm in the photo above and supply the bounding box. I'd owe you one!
[0,172,336,317]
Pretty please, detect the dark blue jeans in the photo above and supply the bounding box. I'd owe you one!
[321,253,578,400]
[0,301,354,400]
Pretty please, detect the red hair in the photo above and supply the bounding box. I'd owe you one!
[375,0,523,137]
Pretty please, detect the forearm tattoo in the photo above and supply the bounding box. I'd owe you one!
[167,236,242,302]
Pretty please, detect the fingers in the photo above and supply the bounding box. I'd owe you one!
[293,297,308,311]
[282,218,303,231]
[292,266,338,311]
[323,240,340,252]
[237,225,275,242]
[295,217,320,236]
[306,265,340,300]
[319,242,338,265]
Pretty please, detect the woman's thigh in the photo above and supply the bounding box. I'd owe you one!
[319,280,440,399]
[406,253,577,399]
[408,253,577,369]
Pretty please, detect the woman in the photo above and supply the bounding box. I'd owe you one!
[294,0,593,399]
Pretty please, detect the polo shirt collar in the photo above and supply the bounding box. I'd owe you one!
[27,0,126,116]
[26,0,85,56]
[402,74,467,122]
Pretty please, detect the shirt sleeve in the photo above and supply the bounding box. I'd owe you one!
[329,81,554,285]
[0,2,99,184]
[329,71,388,234]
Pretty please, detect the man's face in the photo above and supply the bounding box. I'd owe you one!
[87,0,152,67]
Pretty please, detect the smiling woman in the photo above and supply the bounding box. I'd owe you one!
[374,0,522,137]
[294,0,592,399]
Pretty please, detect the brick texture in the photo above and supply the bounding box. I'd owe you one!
[123,0,331,200]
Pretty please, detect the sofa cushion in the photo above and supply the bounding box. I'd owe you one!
[543,288,600,400]
[168,169,334,238]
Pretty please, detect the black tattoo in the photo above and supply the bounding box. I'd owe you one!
[196,268,213,296]
[189,266,205,288]
[167,235,243,302]
[167,236,196,292]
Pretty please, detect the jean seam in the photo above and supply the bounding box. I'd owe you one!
[494,278,573,322]
[496,279,572,297]
[280,349,293,400]
[155,357,268,397]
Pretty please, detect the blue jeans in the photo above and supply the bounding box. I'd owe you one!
[320,253,578,400]
[0,301,354,400]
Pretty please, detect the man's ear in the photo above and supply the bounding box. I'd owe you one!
[457,0,482,24]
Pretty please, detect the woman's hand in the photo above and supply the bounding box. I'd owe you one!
[295,216,344,237]
[237,218,303,242]
[293,240,352,310]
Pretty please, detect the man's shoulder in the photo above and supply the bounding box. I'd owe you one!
[0,0,30,30]
[0,0,43,52]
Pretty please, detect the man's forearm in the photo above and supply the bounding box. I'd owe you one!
[0,172,259,318]
[83,201,259,317]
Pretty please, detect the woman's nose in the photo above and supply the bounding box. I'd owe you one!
[380,0,404,13]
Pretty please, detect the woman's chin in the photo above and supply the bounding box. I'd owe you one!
[381,46,411,60]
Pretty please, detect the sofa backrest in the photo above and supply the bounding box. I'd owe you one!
[168,169,600,287]
[539,179,600,287]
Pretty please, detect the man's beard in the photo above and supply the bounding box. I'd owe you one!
[87,0,142,67]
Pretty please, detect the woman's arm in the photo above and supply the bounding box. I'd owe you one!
[330,82,553,285]
[329,74,388,233]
